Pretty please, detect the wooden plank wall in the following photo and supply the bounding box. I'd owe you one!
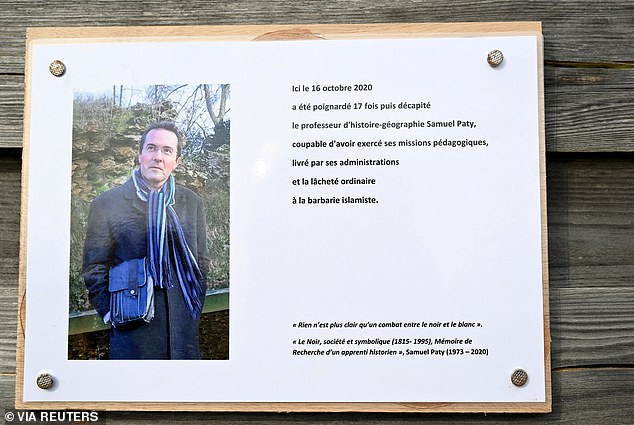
[1,1,633,423]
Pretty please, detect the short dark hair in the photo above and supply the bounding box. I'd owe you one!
[139,121,183,157]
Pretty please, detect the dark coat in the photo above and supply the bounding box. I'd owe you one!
[82,177,209,359]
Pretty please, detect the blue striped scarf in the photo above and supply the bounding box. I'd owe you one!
[132,169,205,319]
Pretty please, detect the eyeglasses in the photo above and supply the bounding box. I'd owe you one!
[143,144,176,157]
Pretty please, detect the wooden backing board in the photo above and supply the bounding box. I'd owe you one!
[17,22,550,413]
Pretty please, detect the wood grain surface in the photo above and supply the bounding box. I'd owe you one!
[1,1,634,72]
[1,1,633,422]
[2,369,634,422]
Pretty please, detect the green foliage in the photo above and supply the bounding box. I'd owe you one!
[69,197,91,312]
[204,178,230,289]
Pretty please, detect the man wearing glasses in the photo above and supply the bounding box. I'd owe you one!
[82,121,209,359]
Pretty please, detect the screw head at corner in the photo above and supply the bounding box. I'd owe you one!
[511,369,528,387]
[487,50,504,67]
[49,60,66,77]
[36,373,54,390]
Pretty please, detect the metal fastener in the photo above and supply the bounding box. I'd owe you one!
[36,373,54,390]
[487,50,504,67]
[49,60,66,77]
[130,289,136,296]
[511,369,528,387]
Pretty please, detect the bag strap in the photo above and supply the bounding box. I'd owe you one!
[128,259,138,292]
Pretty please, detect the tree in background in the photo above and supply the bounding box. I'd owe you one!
[70,84,230,313]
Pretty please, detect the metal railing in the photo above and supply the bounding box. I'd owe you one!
[68,288,229,335]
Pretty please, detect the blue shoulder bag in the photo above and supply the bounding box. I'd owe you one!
[108,258,155,328]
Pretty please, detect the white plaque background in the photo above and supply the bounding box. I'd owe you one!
[22,34,545,403]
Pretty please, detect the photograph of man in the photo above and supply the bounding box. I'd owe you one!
[82,121,209,359]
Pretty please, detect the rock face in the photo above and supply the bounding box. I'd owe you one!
[72,130,137,201]
[175,144,230,192]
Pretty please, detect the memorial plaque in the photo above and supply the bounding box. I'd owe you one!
[17,23,550,412]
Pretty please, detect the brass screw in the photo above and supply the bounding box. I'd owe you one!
[487,50,504,67]
[36,373,54,390]
[511,369,528,387]
[49,60,66,77]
